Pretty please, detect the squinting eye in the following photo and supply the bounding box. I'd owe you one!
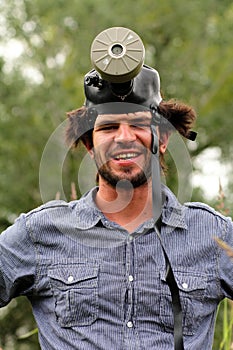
[96,125,118,131]
[131,123,151,130]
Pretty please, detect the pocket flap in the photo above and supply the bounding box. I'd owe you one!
[174,271,207,292]
[48,263,99,285]
[161,269,207,292]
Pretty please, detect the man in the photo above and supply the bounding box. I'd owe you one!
[1,27,233,350]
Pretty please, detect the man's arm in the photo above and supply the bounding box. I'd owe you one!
[0,214,36,306]
[218,217,233,299]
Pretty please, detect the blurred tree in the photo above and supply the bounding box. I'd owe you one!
[0,0,232,348]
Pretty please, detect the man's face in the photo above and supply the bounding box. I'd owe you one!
[91,111,153,188]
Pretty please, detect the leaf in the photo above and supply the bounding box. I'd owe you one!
[214,237,233,258]
[17,327,38,340]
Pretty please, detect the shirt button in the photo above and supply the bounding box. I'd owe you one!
[128,275,134,282]
[68,275,74,283]
[182,282,188,289]
[127,321,133,328]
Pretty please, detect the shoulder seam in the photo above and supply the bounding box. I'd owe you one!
[184,202,230,221]
[25,200,69,217]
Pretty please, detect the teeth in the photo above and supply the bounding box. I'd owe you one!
[114,153,138,160]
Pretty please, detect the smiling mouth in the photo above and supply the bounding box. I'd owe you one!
[114,152,139,160]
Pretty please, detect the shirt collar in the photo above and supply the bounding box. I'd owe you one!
[74,187,105,229]
[161,185,187,229]
[74,185,187,230]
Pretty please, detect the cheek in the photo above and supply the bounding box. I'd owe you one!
[93,133,111,146]
[93,132,114,151]
[92,142,109,161]
[147,136,152,149]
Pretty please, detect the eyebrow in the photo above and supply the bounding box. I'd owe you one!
[94,115,152,127]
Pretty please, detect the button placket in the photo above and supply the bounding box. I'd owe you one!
[126,321,133,328]
[128,275,134,282]
[124,237,135,325]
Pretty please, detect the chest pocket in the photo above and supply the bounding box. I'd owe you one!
[48,263,99,327]
[159,270,207,335]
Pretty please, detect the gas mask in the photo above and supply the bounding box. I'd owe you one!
[83,27,195,222]
[84,26,162,128]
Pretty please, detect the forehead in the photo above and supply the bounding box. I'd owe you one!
[94,111,152,126]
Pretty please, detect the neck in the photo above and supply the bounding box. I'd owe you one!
[95,178,153,232]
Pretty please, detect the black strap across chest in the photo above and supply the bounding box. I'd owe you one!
[155,218,184,350]
[150,122,184,349]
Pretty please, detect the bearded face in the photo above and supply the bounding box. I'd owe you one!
[91,112,153,189]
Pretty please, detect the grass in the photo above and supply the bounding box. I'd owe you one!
[213,182,233,349]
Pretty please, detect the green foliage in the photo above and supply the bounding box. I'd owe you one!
[213,184,233,349]
[0,0,233,348]
[0,297,39,350]
[213,299,233,350]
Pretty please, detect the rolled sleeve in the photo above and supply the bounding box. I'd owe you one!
[0,214,36,306]
[218,216,233,299]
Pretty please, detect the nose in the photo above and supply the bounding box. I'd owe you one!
[114,123,136,143]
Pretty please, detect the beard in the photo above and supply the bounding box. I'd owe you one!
[93,147,152,189]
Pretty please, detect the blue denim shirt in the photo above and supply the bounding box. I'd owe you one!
[1,185,233,350]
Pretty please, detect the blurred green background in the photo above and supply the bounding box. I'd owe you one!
[0,0,233,348]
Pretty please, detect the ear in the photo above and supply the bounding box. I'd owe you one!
[84,142,94,158]
[159,131,170,154]
[88,148,94,159]
[81,135,94,157]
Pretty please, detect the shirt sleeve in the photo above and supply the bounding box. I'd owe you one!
[219,216,233,299]
[0,214,36,306]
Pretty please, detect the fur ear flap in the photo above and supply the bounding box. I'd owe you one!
[66,108,83,147]
[66,107,93,149]
[158,99,196,138]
